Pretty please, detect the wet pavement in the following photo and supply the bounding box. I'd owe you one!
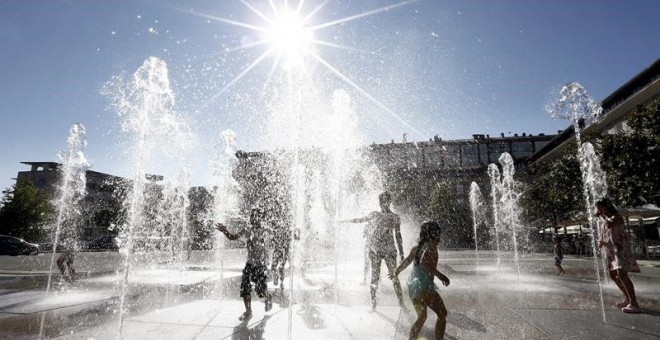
[0,251,658,339]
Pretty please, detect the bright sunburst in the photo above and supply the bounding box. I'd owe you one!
[186,0,423,136]
[263,8,313,68]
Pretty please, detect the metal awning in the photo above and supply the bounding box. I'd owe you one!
[619,204,660,220]
[553,204,660,227]
[539,225,591,234]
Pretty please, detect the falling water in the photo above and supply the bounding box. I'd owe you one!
[487,164,503,270]
[174,168,191,286]
[498,153,521,282]
[104,56,194,337]
[259,60,379,339]
[207,129,240,286]
[547,82,607,323]
[469,182,485,269]
[39,123,90,339]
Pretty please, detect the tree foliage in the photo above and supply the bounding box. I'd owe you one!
[598,99,660,206]
[0,180,54,242]
[427,181,472,248]
[521,147,583,228]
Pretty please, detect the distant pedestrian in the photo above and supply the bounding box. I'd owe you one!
[596,198,641,314]
[390,221,450,340]
[341,191,406,310]
[57,222,78,283]
[57,248,76,282]
[553,236,565,276]
[216,208,273,321]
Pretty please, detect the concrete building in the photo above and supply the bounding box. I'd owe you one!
[233,132,556,215]
[368,133,555,201]
[16,162,129,240]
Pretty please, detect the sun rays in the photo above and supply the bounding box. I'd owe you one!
[185,0,424,138]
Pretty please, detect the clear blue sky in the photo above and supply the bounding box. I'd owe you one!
[1,0,659,191]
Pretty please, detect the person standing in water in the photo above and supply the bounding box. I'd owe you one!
[596,198,641,314]
[390,221,450,340]
[553,236,566,276]
[216,208,273,321]
[57,220,78,283]
[341,191,405,310]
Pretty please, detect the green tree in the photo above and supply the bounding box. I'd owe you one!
[521,149,583,229]
[598,99,660,206]
[427,181,472,249]
[0,180,54,242]
[387,171,429,220]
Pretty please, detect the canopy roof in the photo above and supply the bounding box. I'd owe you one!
[619,204,660,219]
[553,204,660,227]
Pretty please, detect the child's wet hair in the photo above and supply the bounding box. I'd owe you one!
[415,221,442,264]
[595,197,618,214]
[379,191,392,204]
[420,220,442,241]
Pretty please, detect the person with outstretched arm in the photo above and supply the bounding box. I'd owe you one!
[341,191,405,310]
[216,208,273,321]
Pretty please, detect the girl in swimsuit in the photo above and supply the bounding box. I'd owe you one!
[596,198,641,313]
[390,221,450,339]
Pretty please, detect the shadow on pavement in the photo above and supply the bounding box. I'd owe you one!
[232,314,271,340]
[447,311,488,333]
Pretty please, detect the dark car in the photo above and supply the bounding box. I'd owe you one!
[86,235,119,252]
[0,235,40,256]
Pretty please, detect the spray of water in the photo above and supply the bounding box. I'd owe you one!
[244,55,387,338]
[498,153,522,282]
[104,56,195,337]
[547,81,607,323]
[207,129,240,287]
[39,123,90,339]
[99,46,387,339]
[487,164,503,269]
[469,182,485,269]
[170,168,191,288]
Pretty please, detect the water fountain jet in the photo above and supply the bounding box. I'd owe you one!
[547,81,607,323]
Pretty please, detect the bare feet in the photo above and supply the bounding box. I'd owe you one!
[239,311,252,321]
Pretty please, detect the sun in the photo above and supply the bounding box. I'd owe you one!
[264,10,313,68]
[184,0,424,137]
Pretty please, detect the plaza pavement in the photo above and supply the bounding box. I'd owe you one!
[0,250,658,339]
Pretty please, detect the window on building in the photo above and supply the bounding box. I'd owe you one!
[462,144,480,166]
[424,146,443,168]
[444,145,461,167]
[488,142,509,162]
[512,141,533,158]
[479,144,489,165]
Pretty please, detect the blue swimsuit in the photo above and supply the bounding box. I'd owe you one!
[407,248,438,299]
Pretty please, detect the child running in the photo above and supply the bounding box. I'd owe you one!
[390,221,450,340]
[216,208,273,321]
